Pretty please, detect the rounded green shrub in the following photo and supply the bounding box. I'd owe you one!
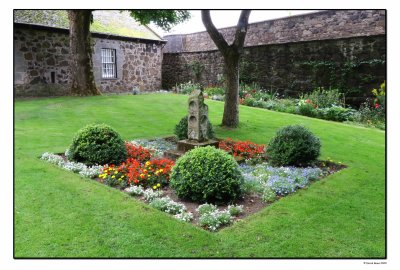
[174,115,215,140]
[267,125,321,166]
[68,124,127,166]
[170,146,244,204]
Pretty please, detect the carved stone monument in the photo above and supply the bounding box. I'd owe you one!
[188,89,209,142]
[164,89,219,160]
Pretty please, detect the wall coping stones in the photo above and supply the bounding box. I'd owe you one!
[163,10,385,53]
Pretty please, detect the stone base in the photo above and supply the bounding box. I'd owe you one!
[164,139,220,161]
[164,149,185,161]
[177,139,219,153]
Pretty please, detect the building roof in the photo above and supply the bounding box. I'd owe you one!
[13,10,163,41]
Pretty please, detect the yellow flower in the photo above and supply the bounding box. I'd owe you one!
[159,169,164,173]
[153,185,157,190]
[114,170,118,174]
[157,183,161,187]
[121,175,124,178]
[111,175,115,179]
[145,161,151,166]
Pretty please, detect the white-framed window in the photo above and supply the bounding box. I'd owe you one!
[101,48,116,79]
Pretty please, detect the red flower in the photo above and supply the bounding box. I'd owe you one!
[125,143,151,162]
[102,143,175,188]
[219,138,265,160]
[375,103,380,109]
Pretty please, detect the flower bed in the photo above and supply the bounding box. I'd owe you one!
[41,137,345,232]
[219,138,266,163]
[175,81,386,130]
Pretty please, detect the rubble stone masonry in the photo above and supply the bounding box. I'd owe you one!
[162,10,386,105]
[14,24,164,97]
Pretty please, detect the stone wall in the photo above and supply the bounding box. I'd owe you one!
[14,26,71,97]
[93,38,162,93]
[14,23,164,97]
[162,10,386,106]
[163,10,385,53]
[163,35,386,105]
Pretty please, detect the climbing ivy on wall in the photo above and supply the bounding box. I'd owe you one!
[239,60,260,85]
[300,58,385,96]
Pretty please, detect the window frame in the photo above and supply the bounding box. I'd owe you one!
[101,48,117,79]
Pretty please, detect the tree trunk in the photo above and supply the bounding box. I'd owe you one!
[201,10,250,128]
[222,52,240,127]
[68,10,100,96]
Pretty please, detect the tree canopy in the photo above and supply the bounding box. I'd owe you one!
[129,10,190,31]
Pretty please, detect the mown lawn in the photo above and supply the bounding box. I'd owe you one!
[14,94,385,258]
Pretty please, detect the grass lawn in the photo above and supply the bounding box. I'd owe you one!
[14,94,385,258]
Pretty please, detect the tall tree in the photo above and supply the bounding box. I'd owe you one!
[67,10,190,96]
[201,10,251,128]
[68,10,100,96]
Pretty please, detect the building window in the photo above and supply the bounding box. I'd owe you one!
[101,48,116,79]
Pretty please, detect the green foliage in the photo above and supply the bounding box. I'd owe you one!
[187,61,205,83]
[352,101,385,130]
[174,115,215,140]
[317,106,356,122]
[297,103,317,117]
[170,146,244,204]
[239,82,265,98]
[261,187,278,203]
[129,10,190,31]
[175,81,201,95]
[196,203,218,215]
[68,124,127,166]
[347,82,386,130]
[148,197,186,215]
[204,87,225,96]
[265,99,297,113]
[267,125,321,166]
[198,209,233,231]
[243,97,257,107]
[239,59,260,84]
[372,81,386,108]
[227,204,243,216]
[300,59,385,95]
[300,87,344,108]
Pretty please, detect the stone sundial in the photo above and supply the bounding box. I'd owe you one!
[164,89,219,160]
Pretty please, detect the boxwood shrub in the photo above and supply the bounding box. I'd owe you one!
[68,124,127,166]
[267,125,321,166]
[170,146,244,204]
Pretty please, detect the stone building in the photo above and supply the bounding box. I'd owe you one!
[162,10,386,106]
[14,10,166,97]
